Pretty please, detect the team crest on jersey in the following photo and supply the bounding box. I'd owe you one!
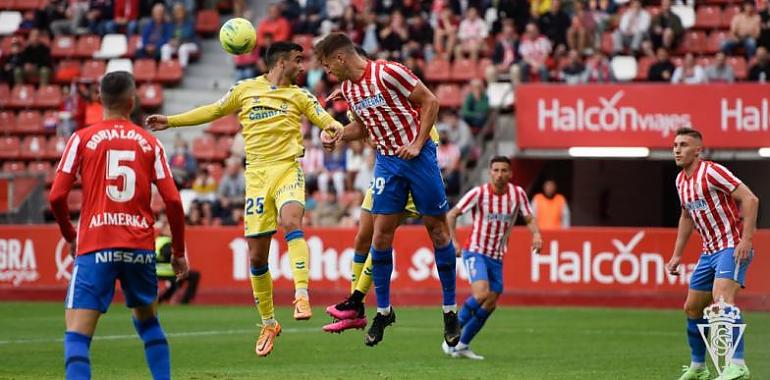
[685,199,708,212]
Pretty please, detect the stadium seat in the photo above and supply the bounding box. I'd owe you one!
[217,136,234,152]
[51,35,76,59]
[611,56,638,82]
[0,11,22,35]
[2,161,25,173]
[75,35,101,58]
[697,56,714,68]
[34,85,62,109]
[54,59,81,83]
[694,6,721,29]
[600,32,614,54]
[0,0,14,9]
[138,83,163,109]
[9,84,35,108]
[133,59,157,82]
[424,59,451,82]
[728,56,747,79]
[20,135,47,160]
[450,58,478,81]
[80,60,105,82]
[636,56,655,80]
[204,162,223,182]
[106,58,133,74]
[27,161,53,184]
[156,60,183,84]
[125,35,140,58]
[206,115,240,135]
[0,110,15,134]
[67,189,83,212]
[1,35,20,54]
[679,30,706,55]
[192,135,222,161]
[196,9,220,35]
[672,5,696,29]
[721,6,740,29]
[0,136,20,159]
[15,110,42,134]
[706,30,729,54]
[486,82,514,109]
[293,34,315,56]
[477,58,493,79]
[434,84,462,108]
[0,83,8,108]
[93,33,127,59]
[46,135,68,159]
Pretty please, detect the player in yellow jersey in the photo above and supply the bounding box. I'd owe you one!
[145,42,343,357]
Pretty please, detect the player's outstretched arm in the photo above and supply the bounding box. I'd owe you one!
[146,102,227,131]
[667,209,695,275]
[731,184,759,261]
[523,215,543,254]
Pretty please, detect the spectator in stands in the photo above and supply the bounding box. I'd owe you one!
[1,40,24,85]
[437,130,461,196]
[459,79,489,134]
[759,1,770,50]
[105,0,139,35]
[160,3,198,68]
[217,157,245,219]
[517,22,552,83]
[612,0,650,55]
[722,0,761,60]
[560,49,588,84]
[434,6,459,60]
[138,3,171,60]
[649,0,683,52]
[403,56,425,81]
[312,192,345,226]
[379,10,410,59]
[486,18,519,83]
[353,149,375,192]
[407,13,434,58]
[234,32,270,81]
[84,84,103,126]
[86,0,114,35]
[292,0,325,34]
[164,0,195,13]
[168,137,197,187]
[532,180,571,230]
[338,6,363,44]
[455,6,489,61]
[671,52,706,84]
[59,82,87,136]
[647,47,675,82]
[585,49,613,82]
[567,1,596,54]
[373,0,403,18]
[530,0,552,18]
[302,137,325,194]
[192,167,218,203]
[748,46,770,81]
[345,140,371,193]
[187,201,203,225]
[17,29,52,86]
[589,0,613,46]
[538,0,571,54]
[319,147,347,197]
[705,51,735,83]
[305,55,326,92]
[50,0,90,35]
[361,11,381,56]
[257,4,291,48]
[439,111,473,156]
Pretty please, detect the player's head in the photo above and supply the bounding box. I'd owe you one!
[314,32,360,80]
[489,156,512,189]
[99,71,136,116]
[673,127,703,168]
[266,41,305,82]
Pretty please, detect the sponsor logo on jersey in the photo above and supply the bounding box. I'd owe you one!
[685,199,708,212]
[89,212,150,229]
[95,250,155,264]
[352,93,386,113]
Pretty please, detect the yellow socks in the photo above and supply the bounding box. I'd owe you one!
[249,264,274,323]
[286,230,309,298]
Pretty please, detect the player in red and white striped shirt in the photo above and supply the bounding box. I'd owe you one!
[315,33,461,348]
[666,128,758,380]
[444,156,542,359]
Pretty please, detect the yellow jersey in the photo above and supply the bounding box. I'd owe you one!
[168,76,342,165]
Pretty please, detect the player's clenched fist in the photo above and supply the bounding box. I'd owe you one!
[321,126,342,151]
[145,114,170,131]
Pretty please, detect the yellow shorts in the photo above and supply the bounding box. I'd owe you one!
[244,161,305,237]
[361,187,419,218]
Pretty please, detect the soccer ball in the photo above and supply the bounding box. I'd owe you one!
[219,18,256,55]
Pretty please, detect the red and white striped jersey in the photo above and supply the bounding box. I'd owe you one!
[676,160,743,253]
[456,183,533,260]
[340,60,421,155]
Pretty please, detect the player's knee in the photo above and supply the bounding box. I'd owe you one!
[371,232,393,250]
[249,255,268,269]
[683,302,703,319]
[279,219,302,233]
[427,225,451,247]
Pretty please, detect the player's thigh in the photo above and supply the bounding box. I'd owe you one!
[65,252,118,315]
[404,140,449,216]
[713,247,753,291]
[485,256,505,295]
[117,250,159,309]
[688,253,715,293]
[274,162,306,231]
[371,213,401,249]
[371,154,409,215]
[244,166,278,237]
[463,251,490,295]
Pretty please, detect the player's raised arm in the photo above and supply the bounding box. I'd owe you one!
[49,133,82,246]
[146,82,244,131]
[151,141,189,280]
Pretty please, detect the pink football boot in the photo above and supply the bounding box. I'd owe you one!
[323,317,368,333]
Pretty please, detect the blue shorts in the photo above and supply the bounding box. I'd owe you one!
[689,248,753,291]
[462,250,503,294]
[371,140,448,216]
[65,249,158,313]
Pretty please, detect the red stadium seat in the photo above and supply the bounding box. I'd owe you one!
[477,58,493,79]
[206,115,240,135]
[1,35,23,55]
[13,0,42,10]
[424,58,451,82]
[293,34,314,56]
[0,136,21,159]
[698,56,714,68]
[191,135,219,161]
[20,135,47,160]
[27,160,53,184]
[600,32,614,54]
[125,35,140,58]
[0,110,16,134]
[67,189,83,212]
[15,110,42,134]
[0,0,15,9]
[678,30,706,55]
[694,6,721,29]
[51,35,76,59]
[46,135,68,160]
[133,58,157,82]
[2,161,25,173]
[434,84,462,108]
[217,136,233,152]
[54,60,81,83]
[34,85,62,109]
[196,9,220,36]
[450,58,478,81]
[138,83,163,109]
[728,56,747,79]
[80,60,105,83]
[75,35,101,58]
[706,30,729,54]
[156,60,183,85]
[721,6,740,29]
[636,56,655,80]
[9,84,35,108]
[0,83,9,108]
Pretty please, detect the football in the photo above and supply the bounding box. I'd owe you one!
[218,18,256,55]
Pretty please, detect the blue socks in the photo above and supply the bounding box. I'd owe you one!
[459,296,481,327]
[370,247,393,311]
[64,331,91,380]
[133,317,170,380]
[734,318,745,360]
[434,242,457,307]
[460,307,491,345]
[687,317,708,364]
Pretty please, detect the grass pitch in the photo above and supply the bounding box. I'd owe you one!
[0,302,768,379]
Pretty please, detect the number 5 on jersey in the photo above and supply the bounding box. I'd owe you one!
[106,149,136,202]
[245,197,265,215]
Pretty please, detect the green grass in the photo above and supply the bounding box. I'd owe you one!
[0,302,768,379]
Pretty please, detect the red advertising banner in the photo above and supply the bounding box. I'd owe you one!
[515,84,770,149]
[1,226,768,310]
